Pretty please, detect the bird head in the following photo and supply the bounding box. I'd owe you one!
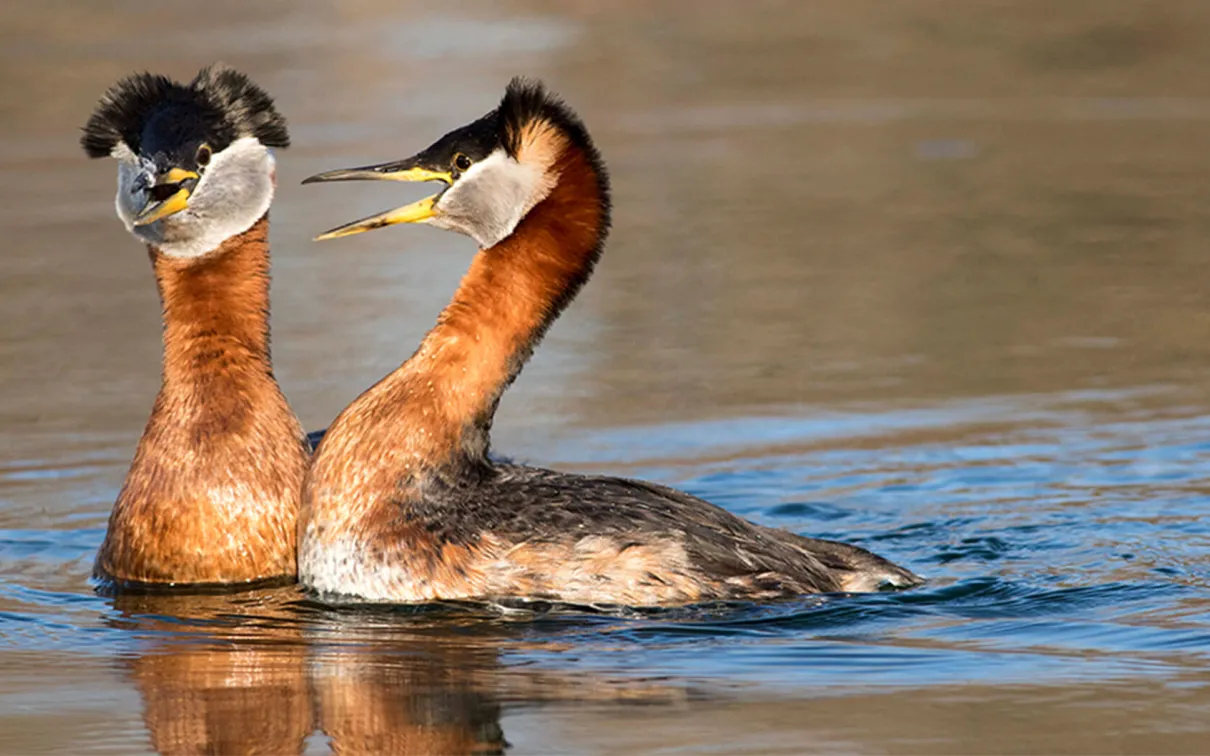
[303,77,607,250]
[82,64,289,258]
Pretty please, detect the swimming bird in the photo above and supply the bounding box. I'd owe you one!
[299,78,921,605]
[82,65,309,588]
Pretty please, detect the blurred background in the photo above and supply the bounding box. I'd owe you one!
[3,1,1210,754]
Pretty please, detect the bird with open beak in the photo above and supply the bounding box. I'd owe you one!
[301,96,554,249]
[83,64,289,259]
[294,79,922,606]
[81,65,309,588]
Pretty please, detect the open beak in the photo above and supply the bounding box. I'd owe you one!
[132,167,200,227]
[301,159,453,241]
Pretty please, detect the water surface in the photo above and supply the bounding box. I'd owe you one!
[3,1,1210,753]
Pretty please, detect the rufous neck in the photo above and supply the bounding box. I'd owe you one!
[395,144,605,450]
[153,215,274,388]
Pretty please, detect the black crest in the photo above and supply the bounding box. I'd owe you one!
[191,65,289,149]
[495,77,612,326]
[81,64,289,159]
[496,75,611,245]
[498,77,594,163]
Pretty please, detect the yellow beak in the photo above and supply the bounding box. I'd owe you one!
[312,196,439,241]
[132,168,200,227]
[301,163,453,241]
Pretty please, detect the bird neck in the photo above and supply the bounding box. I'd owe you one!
[153,215,274,390]
[339,144,605,472]
[96,213,308,585]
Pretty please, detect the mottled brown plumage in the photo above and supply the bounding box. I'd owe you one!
[96,217,309,586]
[299,80,920,605]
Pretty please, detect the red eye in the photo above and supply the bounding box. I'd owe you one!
[195,144,212,167]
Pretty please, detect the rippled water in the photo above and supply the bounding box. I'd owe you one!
[4,1,1210,753]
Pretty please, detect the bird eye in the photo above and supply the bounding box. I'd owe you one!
[195,144,212,168]
[453,153,472,172]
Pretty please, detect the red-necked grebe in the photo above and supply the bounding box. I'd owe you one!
[82,65,308,588]
[298,78,921,605]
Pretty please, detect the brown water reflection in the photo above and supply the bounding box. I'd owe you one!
[109,589,509,755]
[90,591,692,755]
[5,0,1210,753]
[312,650,504,756]
[109,592,314,756]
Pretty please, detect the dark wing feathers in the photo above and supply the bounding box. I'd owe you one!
[426,465,918,595]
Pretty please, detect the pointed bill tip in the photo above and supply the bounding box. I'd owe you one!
[309,195,439,242]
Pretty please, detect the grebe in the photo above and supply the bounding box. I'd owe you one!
[82,65,309,587]
[299,78,921,605]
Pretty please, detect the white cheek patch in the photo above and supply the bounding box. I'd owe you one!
[114,137,277,259]
[432,148,556,248]
[115,159,147,231]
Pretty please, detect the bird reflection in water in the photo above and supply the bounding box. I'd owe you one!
[309,637,506,755]
[109,587,314,755]
[107,588,506,755]
[109,591,692,754]
[303,606,687,756]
